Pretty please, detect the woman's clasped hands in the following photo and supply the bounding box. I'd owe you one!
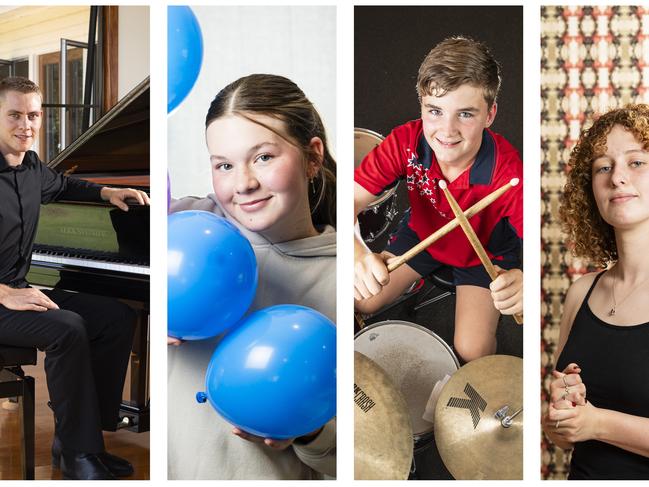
[544,363,602,448]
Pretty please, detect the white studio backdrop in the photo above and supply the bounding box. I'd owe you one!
[168,5,337,199]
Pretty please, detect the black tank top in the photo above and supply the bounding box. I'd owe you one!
[557,271,649,479]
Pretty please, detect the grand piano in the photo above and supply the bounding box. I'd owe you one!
[27,77,150,432]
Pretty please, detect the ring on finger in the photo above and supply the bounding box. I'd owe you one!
[555,419,561,429]
[562,375,568,388]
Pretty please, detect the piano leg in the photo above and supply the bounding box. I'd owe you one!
[119,307,149,433]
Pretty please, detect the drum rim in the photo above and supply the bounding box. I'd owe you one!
[354,127,396,207]
[354,319,460,369]
[354,126,385,142]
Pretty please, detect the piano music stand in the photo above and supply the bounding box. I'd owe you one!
[0,345,36,480]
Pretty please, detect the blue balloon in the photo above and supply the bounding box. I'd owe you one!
[168,211,257,340]
[167,6,203,113]
[196,305,336,439]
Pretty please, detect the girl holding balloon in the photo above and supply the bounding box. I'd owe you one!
[168,74,337,480]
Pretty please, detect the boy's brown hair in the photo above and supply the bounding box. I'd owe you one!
[0,77,42,102]
[416,36,501,108]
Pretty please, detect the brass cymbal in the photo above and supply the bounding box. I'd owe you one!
[434,354,523,480]
[354,351,413,480]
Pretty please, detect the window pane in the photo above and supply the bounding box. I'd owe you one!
[14,60,28,78]
[44,62,60,162]
[67,56,84,145]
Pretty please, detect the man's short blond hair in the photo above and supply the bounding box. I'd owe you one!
[416,36,501,108]
[0,77,42,103]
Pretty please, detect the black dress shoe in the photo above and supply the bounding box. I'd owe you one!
[94,451,134,477]
[60,451,117,480]
[53,435,134,477]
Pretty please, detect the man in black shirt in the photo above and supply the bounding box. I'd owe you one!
[0,77,149,479]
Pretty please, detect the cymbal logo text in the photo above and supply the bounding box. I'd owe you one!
[447,383,487,429]
[354,383,376,413]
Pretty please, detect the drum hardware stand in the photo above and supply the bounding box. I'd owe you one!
[494,405,523,428]
[413,265,456,312]
[363,267,450,319]
[409,437,438,480]
[413,289,453,311]
[364,192,400,243]
[362,283,420,319]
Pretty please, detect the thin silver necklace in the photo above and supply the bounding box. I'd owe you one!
[609,267,649,316]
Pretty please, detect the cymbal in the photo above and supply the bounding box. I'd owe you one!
[434,354,523,480]
[354,352,413,480]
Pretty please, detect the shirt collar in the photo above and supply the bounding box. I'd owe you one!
[0,152,10,171]
[415,129,444,181]
[469,130,496,185]
[0,150,37,172]
[416,129,496,186]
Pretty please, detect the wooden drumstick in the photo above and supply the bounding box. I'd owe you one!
[439,180,523,325]
[386,179,518,273]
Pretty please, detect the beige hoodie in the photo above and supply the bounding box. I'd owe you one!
[168,195,336,479]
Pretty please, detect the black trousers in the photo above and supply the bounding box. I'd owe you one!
[0,288,135,453]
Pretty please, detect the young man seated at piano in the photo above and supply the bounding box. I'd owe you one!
[0,76,149,479]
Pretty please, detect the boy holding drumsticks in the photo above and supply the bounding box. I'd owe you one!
[354,37,523,363]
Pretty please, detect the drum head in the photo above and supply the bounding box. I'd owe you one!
[354,320,459,438]
[354,128,394,206]
[354,128,383,168]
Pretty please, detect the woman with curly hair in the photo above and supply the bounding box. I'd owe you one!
[542,104,649,479]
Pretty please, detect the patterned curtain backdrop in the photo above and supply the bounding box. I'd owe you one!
[540,5,649,479]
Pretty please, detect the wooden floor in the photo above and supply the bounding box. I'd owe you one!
[0,352,149,480]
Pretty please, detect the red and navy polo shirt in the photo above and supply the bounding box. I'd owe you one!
[354,119,523,268]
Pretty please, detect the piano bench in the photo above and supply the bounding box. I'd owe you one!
[0,345,36,480]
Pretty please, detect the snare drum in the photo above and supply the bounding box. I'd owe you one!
[354,128,401,243]
[354,320,459,449]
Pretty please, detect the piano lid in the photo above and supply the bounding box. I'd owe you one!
[48,76,150,176]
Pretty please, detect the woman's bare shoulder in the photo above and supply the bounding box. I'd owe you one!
[566,271,601,301]
[563,271,602,320]
[555,271,603,360]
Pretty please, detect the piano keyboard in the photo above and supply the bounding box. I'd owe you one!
[32,244,150,276]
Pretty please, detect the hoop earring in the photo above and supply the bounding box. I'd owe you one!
[310,171,326,214]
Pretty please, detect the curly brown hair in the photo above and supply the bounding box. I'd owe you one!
[560,104,649,267]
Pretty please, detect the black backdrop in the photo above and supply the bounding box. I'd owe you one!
[355,6,523,154]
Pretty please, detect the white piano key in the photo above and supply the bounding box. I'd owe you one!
[31,253,150,276]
